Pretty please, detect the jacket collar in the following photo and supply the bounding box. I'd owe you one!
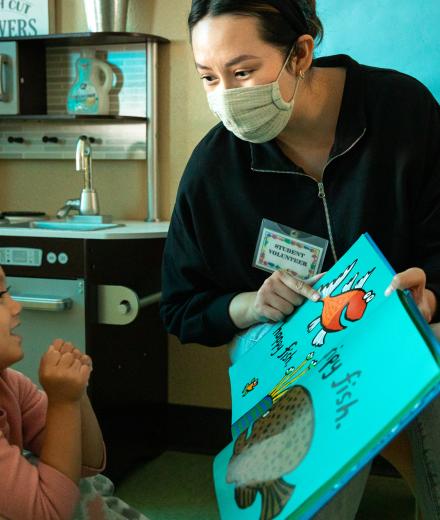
[250,54,367,174]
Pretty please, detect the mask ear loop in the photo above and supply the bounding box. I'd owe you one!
[276,45,297,81]
[276,45,305,105]
[287,68,305,105]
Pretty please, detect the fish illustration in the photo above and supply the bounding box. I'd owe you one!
[308,260,375,346]
[242,377,259,397]
[227,385,314,520]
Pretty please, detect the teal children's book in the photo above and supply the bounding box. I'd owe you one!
[213,233,440,520]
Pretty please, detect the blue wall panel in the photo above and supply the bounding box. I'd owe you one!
[315,1,440,101]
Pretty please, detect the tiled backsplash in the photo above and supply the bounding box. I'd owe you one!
[0,44,148,160]
[0,121,147,160]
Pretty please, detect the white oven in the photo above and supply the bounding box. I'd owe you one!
[10,276,86,385]
[0,233,168,481]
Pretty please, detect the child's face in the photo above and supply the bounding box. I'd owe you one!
[0,266,23,371]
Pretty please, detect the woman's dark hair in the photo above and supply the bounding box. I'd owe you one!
[188,0,324,57]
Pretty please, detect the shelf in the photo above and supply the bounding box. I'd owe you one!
[0,32,169,46]
[0,115,148,122]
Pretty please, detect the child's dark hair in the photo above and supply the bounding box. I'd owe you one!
[188,0,324,58]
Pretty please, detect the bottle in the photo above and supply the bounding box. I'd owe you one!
[67,49,113,115]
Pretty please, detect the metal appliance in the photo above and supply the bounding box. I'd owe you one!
[84,0,129,32]
[0,39,46,116]
[0,234,167,481]
[0,42,19,114]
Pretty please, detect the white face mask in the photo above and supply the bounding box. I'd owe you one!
[207,47,302,143]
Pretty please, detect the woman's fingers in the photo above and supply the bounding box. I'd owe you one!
[261,274,304,307]
[255,270,322,323]
[278,270,321,302]
[384,267,435,321]
[258,304,286,323]
[259,291,295,317]
[385,268,426,298]
[305,272,326,286]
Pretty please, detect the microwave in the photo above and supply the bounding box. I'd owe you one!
[0,40,47,115]
[0,42,19,114]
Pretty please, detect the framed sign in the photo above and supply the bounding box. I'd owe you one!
[0,0,55,37]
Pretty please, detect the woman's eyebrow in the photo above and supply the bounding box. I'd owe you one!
[196,54,260,70]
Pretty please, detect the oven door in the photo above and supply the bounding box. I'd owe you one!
[10,276,86,386]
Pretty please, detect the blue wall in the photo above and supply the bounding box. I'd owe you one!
[315,0,440,102]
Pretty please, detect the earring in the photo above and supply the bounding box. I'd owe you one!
[299,69,305,80]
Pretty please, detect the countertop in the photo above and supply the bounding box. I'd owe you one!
[0,220,170,240]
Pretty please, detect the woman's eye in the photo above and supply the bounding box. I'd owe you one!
[235,70,252,78]
[201,75,215,83]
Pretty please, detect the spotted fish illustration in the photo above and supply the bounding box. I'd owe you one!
[308,260,375,346]
[227,385,314,520]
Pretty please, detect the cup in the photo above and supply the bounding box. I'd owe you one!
[83,0,129,32]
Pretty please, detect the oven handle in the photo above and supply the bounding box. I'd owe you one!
[11,294,73,312]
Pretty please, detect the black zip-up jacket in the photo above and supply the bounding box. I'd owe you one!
[160,55,440,347]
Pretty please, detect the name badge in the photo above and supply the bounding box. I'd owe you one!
[253,219,328,279]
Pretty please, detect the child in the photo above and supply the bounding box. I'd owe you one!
[0,265,148,520]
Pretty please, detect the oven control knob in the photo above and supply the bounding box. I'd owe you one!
[58,253,69,264]
[117,300,131,315]
[47,252,57,264]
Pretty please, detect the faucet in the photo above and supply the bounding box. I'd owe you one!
[56,136,100,219]
[76,135,99,216]
[56,198,81,219]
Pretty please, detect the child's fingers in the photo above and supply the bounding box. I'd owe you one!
[60,341,75,354]
[72,347,83,360]
[58,352,75,369]
[80,364,92,384]
[72,358,82,371]
[80,354,93,367]
[41,348,61,367]
[51,339,65,351]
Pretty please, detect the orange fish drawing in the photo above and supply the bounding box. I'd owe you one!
[308,260,375,346]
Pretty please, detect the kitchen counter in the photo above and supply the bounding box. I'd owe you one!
[0,220,170,240]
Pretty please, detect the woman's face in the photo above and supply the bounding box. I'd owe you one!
[192,14,297,101]
[0,267,22,371]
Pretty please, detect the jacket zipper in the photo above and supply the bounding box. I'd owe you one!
[317,181,338,263]
[318,128,367,263]
[251,128,367,264]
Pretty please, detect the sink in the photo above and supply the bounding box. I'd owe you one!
[31,221,121,231]
[0,216,122,231]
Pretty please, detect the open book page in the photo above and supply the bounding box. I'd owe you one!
[229,233,395,423]
[215,234,440,520]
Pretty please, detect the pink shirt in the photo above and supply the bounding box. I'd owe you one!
[0,368,102,520]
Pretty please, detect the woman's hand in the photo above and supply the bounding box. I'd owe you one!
[229,270,323,329]
[385,267,438,322]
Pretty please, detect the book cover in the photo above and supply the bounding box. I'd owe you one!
[214,233,440,520]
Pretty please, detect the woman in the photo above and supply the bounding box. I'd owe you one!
[160,0,440,517]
